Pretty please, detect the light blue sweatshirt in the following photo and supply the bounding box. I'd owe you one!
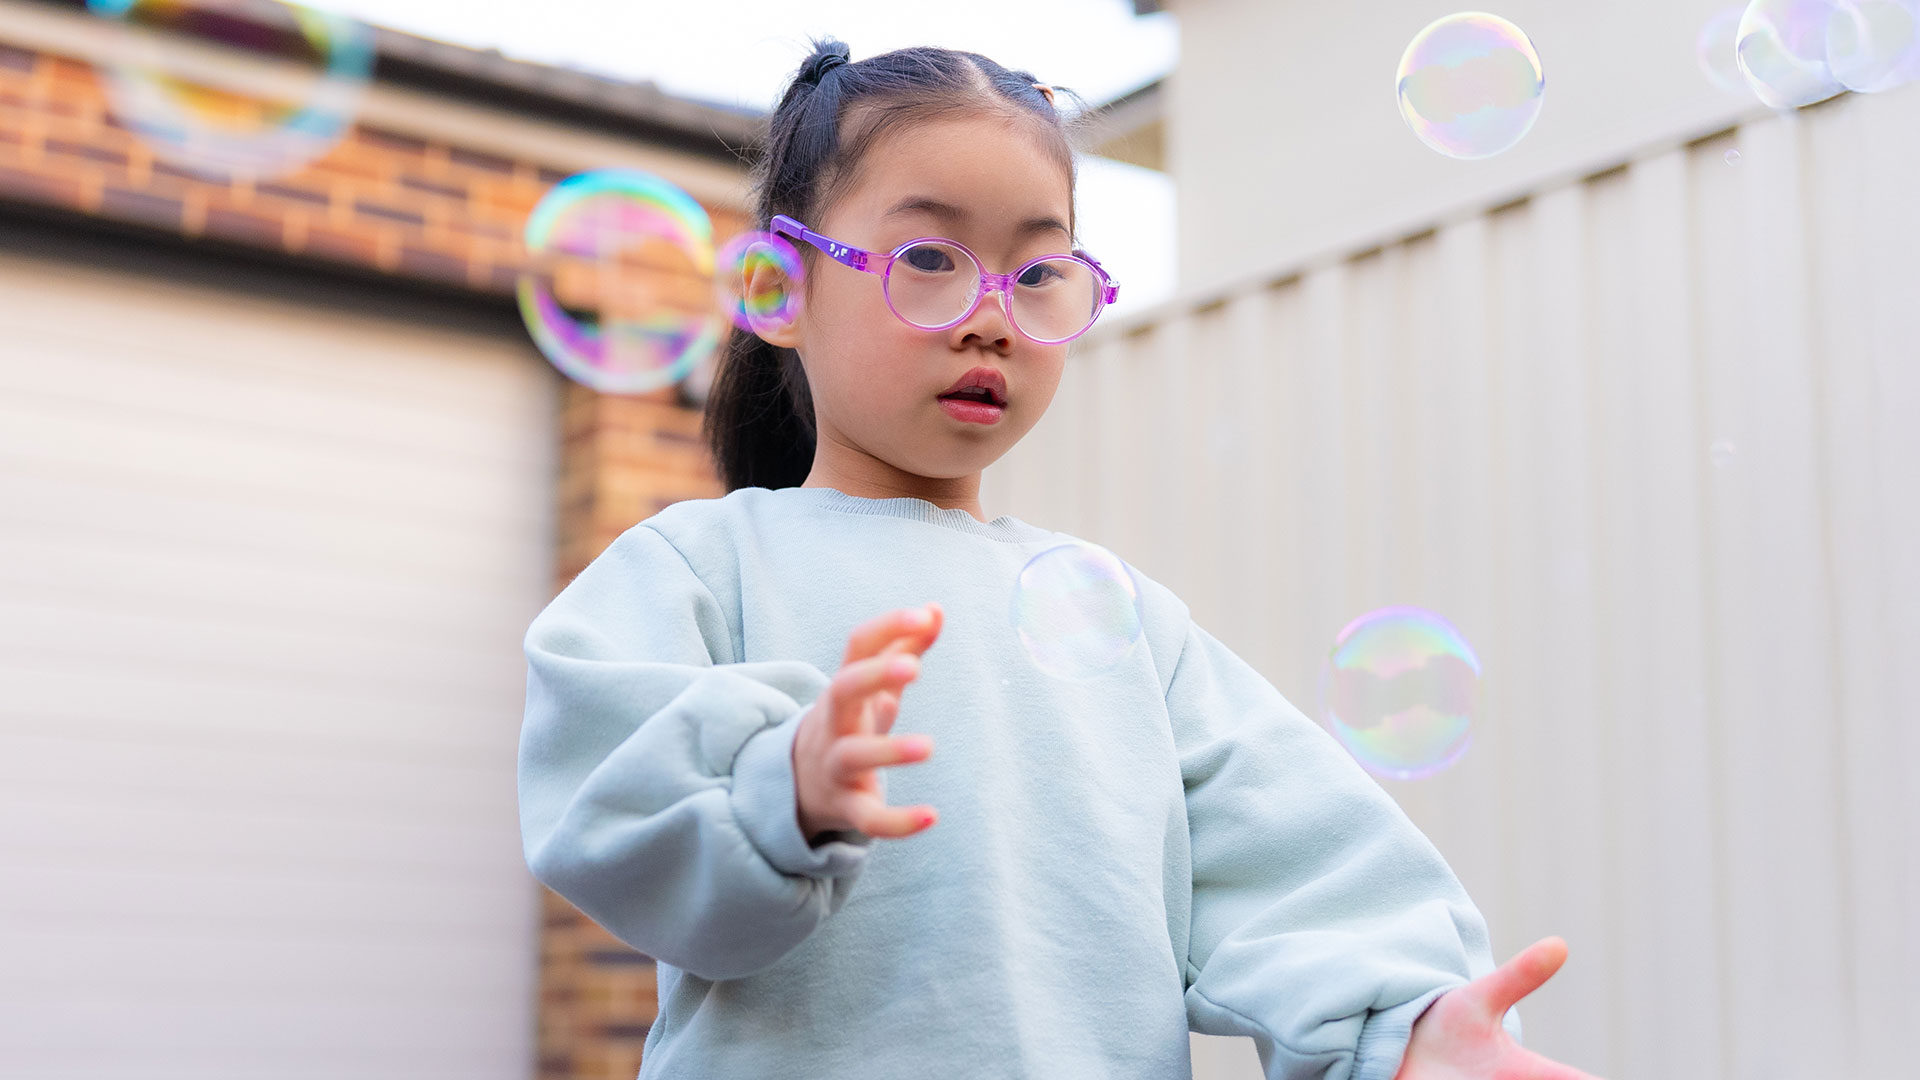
[518,485,1519,1080]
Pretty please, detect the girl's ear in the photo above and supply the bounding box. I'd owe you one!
[737,242,804,349]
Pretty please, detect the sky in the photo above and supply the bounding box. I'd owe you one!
[301,0,1181,307]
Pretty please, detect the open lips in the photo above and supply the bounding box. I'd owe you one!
[939,386,1005,406]
[938,367,1008,406]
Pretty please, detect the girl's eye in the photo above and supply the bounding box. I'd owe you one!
[1017,261,1065,287]
[902,245,955,273]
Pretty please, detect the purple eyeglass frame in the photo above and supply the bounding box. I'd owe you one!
[768,213,1121,345]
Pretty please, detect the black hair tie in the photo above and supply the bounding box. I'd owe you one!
[801,46,850,85]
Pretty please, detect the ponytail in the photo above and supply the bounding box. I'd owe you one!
[703,328,816,491]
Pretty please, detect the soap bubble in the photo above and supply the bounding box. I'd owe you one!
[1699,6,1754,93]
[1396,12,1546,160]
[1827,0,1920,92]
[1009,542,1144,681]
[1726,148,1744,164]
[87,0,374,182]
[714,230,805,334]
[517,169,725,394]
[1318,606,1481,781]
[1737,0,1847,108]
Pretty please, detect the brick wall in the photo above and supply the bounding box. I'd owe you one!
[0,28,733,1080]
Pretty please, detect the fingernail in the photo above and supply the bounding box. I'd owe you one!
[918,810,937,828]
[890,656,917,678]
[908,608,931,626]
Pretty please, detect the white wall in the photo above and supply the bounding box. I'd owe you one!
[985,84,1920,1080]
[1075,152,1180,309]
[1165,0,1770,296]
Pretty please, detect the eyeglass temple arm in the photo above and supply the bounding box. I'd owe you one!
[1076,249,1122,306]
[770,214,879,273]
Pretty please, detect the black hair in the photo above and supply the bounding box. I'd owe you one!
[701,37,1090,492]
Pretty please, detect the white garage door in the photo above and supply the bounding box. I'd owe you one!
[0,222,558,1079]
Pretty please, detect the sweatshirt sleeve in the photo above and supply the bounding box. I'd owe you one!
[1169,618,1521,1080]
[517,523,876,982]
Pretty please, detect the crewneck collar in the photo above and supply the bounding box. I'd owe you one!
[778,486,1055,544]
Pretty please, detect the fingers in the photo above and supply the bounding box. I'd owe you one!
[826,651,920,737]
[826,732,933,785]
[815,606,944,839]
[1474,936,1569,1019]
[842,603,944,666]
[818,717,937,840]
[871,689,900,735]
[840,789,938,839]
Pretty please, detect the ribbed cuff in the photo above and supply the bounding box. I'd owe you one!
[1352,985,1457,1080]
[729,706,874,879]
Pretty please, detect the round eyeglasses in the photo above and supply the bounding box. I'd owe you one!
[769,213,1120,345]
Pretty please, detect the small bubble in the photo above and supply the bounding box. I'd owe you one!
[1725,149,1743,165]
[1009,542,1144,681]
[1396,12,1546,160]
[714,230,805,334]
[1318,606,1481,781]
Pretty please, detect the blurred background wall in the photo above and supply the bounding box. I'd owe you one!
[987,2,1920,1078]
[0,1,744,1075]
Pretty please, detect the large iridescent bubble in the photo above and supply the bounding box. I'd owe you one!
[1009,542,1144,681]
[1826,0,1920,92]
[1318,606,1481,781]
[87,0,374,183]
[517,169,725,395]
[1737,0,1848,108]
[1395,12,1546,160]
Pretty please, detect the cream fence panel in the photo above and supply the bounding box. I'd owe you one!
[986,88,1920,1080]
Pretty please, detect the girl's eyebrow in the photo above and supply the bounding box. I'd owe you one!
[883,195,1070,239]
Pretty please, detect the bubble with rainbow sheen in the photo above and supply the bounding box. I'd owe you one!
[1737,0,1847,109]
[1395,12,1545,161]
[714,230,806,335]
[1826,0,1920,93]
[1009,542,1144,681]
[517,168,725,395]
[1698,6,1754,93]
[87,0,373,183]
[1318,606,1481,781]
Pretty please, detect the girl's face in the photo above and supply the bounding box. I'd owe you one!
[761,112,1077,502]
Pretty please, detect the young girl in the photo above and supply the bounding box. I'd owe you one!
[518,38,1602,1080]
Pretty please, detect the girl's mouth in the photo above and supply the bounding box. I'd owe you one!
[937,396,1006,424]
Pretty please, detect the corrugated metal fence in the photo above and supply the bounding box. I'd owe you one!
[986,86,1919,1080]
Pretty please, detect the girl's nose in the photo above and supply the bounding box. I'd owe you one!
[948,287,1015,352]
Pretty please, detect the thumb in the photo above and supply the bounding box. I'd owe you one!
[1472,936,1568,1020]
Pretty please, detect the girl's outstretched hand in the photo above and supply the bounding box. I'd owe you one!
[1393,937,1605,1080]
[792,602,944,843]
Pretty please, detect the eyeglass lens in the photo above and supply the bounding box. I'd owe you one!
[884,241,1101,343]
